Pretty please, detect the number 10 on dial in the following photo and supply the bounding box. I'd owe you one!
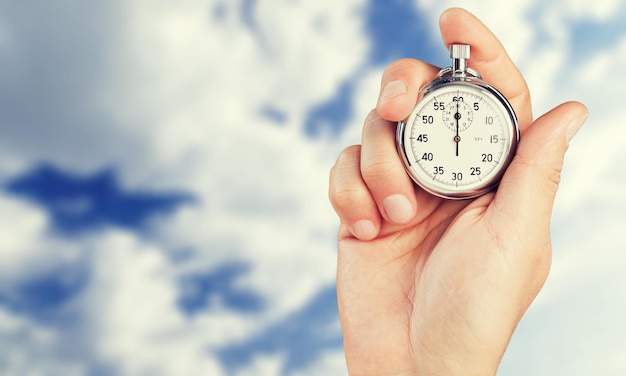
[396,44,519,199]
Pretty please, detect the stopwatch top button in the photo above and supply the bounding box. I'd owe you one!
[450,44,470,59]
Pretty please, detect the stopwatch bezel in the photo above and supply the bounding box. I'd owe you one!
[396,75,520,200]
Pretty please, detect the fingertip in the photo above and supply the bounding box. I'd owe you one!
[376,79,409,121]
[376,91,416,122]
[382,194,415,225]
[376,58,440,122]
[439,8,481,47]
[378,80,407,103]
[352,219,378,241]
[561,100,588,120]
[563,102,588,142]
[439,7,473,28]
[526,101,588,142]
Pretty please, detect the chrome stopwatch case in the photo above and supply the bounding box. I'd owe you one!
[396,44,519,200]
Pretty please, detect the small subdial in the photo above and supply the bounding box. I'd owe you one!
[442,101,474,132]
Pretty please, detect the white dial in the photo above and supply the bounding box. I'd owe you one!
[398,81,518,199]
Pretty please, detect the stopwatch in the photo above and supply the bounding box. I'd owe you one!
[396,44,519,199]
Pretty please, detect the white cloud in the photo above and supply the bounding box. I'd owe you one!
[97,0,368,189]
[0,195,84,285]
[0,196,48,274]
[553,0,621,21]
[99,0,370,322]
[78,230,228,375]
[1,0,368,374]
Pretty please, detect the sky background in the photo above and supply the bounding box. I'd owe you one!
[0,0,625,375]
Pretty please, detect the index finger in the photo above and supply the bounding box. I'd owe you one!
[439,7,533,129]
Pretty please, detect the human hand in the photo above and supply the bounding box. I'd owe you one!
[329,8,587,376]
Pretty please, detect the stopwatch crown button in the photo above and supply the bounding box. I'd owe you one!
[450,44,471,77]
[450,44,470,59]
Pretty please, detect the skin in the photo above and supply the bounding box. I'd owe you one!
[328,8,588,376]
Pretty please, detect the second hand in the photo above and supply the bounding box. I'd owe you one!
[454,99,461,157]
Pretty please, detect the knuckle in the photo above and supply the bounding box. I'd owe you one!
[364,107,380,122]
[362,109,384,136]
[330,186,367,210]
[336,145,361,165]
[330,145,360,180]
[543,164,563,195]
[361,157,396,183]
[329,145,363,207]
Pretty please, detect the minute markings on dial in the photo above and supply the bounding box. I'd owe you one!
[407,84,513,188]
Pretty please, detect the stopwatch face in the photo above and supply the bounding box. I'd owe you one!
[397,81,519,199]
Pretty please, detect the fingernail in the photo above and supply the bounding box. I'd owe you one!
[353,219,377,240]
[383,194,414,224]
[566,113,588,142]
[378,80,407,104]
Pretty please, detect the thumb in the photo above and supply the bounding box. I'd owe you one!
[493,101,588,227]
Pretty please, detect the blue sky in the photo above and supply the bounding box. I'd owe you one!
[0,0,625,375]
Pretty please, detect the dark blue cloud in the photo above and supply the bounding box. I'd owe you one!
[217,285,342,375]
[304,0,445,136]
[304,80,355,137]
[178,262,265,316]
[4,164,193,234]
[0,266,88,323]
